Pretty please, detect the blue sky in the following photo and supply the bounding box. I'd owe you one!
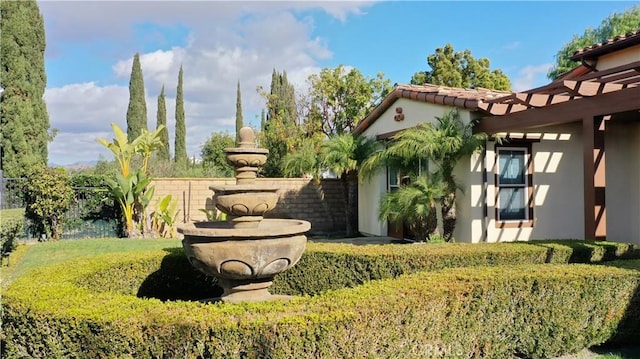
[40,1,638,165]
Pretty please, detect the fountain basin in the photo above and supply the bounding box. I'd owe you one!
[212,191,279,217]
[225,152,267,167]
[178,219,310,302]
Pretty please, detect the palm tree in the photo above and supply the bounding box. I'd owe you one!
[379,175,446,242]
[322,133,378,237]
[361,109,487,241]
[284,133,378,237]
[282,140,322,181]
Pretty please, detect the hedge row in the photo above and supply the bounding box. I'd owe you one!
[277,239,640,295]
[0,209,24,253]
[47,240,640,300]
[2,240,640,358]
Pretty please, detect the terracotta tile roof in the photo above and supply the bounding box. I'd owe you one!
[571,28,640,60]
[353,84,511,135]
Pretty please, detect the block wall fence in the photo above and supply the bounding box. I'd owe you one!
[149,178,347,235]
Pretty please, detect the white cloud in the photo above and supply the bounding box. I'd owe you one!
[512,63,553,92]
[502,41,521,50]
[42,2,372,165]
[113,49,185,80]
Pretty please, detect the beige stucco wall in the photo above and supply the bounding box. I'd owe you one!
[358,98,588,242]
[484,123,585,242]
[362,98,473,137]
[605,120,640,244]
[358,171,387,236]
[357,99,476,238]
[596,44,640,70]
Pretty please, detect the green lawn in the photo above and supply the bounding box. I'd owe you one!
[4,238,181,283]
[595,347,640,359]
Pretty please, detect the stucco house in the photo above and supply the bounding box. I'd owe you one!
[355,29,640,244]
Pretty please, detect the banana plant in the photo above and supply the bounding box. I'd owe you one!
[97,123,139,177]
[136,125,166,174]
[104,173,135,235]
[98,123,164,238]
[152,195,179,237]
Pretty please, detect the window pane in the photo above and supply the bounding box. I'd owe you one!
[419,159,429,176]
[499,187,526,220]
[499,150,525,185]
[388,167,399,187]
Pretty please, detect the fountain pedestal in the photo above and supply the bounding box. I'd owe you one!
[178,127,310,303]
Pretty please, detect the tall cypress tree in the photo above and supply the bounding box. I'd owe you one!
[235,80,244,145]
[126,53,147,142]
[0,0,50,177]
[155,85,170,161]
[262,69,298,177]
[174,65,187,166]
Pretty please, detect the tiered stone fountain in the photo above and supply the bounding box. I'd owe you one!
[178,127,310,303]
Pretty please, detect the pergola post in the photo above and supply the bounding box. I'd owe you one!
[582,116,607,241]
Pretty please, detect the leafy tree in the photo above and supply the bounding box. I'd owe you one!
[69,173,122,235]
[174,65,187,167]
[548,5,640,79]
[361,109,487,241]
[260,70,301,177]
[126,53,148,142]
[156,85,170,161]
[410,44,511,90]
[0,0,51,178]
[201,131,235,177]
[308,65,392,136]
[235,81,244,145]
[23,165,74,240]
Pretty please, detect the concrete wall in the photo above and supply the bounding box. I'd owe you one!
[150,178,346,235]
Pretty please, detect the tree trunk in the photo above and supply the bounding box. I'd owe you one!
[343,171,359,238]
[442,193,456,242]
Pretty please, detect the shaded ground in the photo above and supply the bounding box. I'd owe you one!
[309,235,403,245]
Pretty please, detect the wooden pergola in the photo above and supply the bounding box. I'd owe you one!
[475,53,640,240]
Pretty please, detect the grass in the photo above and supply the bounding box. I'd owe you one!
[3,238,181,283]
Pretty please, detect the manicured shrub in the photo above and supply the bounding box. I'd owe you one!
[2,240,640,358]
[0,208,24,254]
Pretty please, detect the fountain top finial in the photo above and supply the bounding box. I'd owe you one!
[238,127,256,148]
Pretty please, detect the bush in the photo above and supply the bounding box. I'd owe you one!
[22,165,74,240]
[0,209,24,253]
[2,240,640,358]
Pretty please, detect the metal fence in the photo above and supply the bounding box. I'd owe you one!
[1,177,119,239]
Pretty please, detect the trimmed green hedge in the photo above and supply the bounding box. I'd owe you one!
[0,209,24,253]
[2,240,640,358]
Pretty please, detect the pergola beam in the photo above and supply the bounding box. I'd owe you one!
[475,85,640,134]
